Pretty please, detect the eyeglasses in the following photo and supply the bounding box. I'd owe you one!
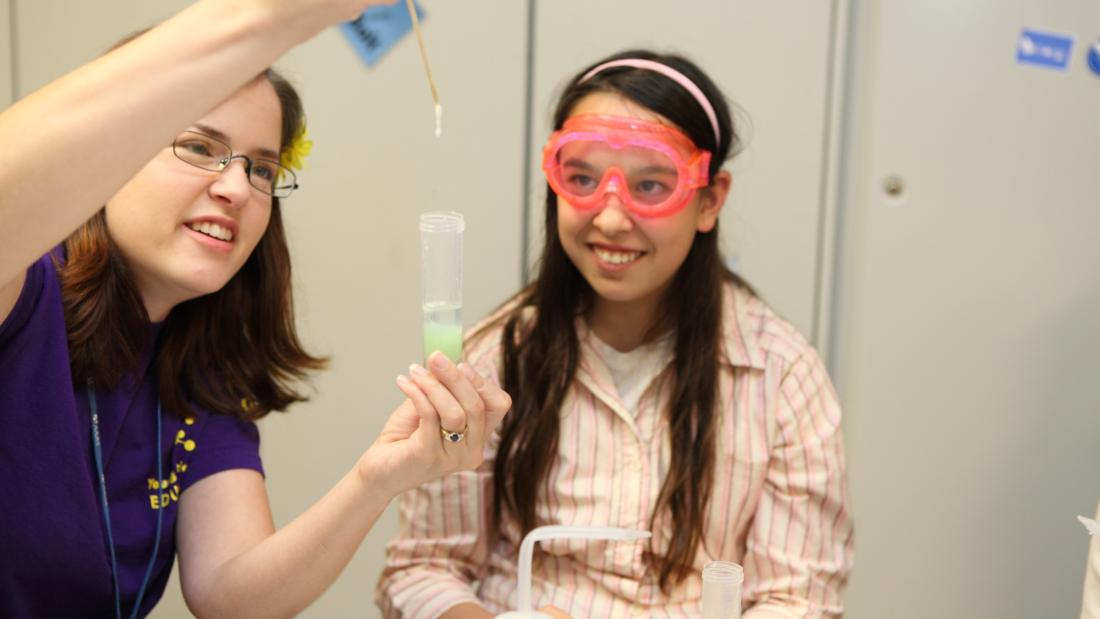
[172,130,298,198]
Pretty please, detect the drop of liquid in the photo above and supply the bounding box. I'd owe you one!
[434,103,443,138]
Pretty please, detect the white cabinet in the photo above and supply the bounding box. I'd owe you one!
[835,1,1100,616]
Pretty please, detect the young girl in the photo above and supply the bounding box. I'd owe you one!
[378,50,854,618]
[0,1,510,617]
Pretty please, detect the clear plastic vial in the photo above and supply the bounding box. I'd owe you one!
[701,560,743,619]
[419,212,464,363]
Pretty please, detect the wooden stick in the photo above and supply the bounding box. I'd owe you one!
[406,0,439,106]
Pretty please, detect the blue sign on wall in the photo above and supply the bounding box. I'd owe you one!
[1087,39,1100,77]
[342,2,425,67]
[1016,28,1075,71]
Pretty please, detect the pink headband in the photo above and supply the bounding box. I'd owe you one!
[580,58,721,148]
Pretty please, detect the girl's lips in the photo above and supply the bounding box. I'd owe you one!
[183,224,234,253]
[590,242,643,253]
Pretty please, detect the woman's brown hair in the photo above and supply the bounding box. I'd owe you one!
[475,50,748,593]
[60,30,325,421]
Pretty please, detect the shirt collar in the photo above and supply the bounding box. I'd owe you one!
[574,282,766,371]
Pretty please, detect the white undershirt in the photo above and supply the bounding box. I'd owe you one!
[589,332,674,414]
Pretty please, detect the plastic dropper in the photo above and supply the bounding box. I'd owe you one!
[496,526,652,618]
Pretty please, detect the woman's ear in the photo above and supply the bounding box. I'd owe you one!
[695,170,731,233]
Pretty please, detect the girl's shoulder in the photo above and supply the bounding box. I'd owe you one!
[721,281,820,371]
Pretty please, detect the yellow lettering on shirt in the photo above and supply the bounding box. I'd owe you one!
[148,426,199,509]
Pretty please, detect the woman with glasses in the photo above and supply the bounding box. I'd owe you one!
[0,1,511,618]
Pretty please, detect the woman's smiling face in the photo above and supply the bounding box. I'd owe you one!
[104,78,282,320]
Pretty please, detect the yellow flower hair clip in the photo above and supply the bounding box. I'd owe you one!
[281,122,312,172]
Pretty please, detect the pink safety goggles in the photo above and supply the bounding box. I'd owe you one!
[542,115,712,218]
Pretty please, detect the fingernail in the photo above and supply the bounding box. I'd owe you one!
[410,364,428,377]
[429,352,450,370]
[396,374,411,386]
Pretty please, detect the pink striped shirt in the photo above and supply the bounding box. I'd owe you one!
[376,283,853,618]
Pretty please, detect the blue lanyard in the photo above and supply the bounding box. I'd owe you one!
[87,381,165,619]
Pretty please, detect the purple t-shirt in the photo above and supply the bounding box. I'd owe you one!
[0,252,265,618]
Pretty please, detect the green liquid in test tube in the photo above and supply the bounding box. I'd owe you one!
[419,212,464,363]
[422,303,463,363]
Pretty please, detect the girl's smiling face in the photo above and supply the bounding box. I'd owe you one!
[555,92,729,320]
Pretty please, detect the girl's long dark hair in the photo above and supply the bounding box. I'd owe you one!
[477,50,748,592]
[60,41,325,421]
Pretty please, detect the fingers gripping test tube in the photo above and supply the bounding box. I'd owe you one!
[419,212,464,363]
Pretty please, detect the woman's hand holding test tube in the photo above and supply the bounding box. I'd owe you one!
[359,351,511,497]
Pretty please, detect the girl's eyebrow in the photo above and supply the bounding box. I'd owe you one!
[562,158,597,170]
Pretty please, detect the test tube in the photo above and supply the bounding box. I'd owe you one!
[419,211,464,363]
[701,560,743,619]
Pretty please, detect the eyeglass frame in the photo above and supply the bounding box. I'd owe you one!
[171,129,299,199]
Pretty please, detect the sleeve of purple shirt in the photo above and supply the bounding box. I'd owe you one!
[179,407,265,493]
